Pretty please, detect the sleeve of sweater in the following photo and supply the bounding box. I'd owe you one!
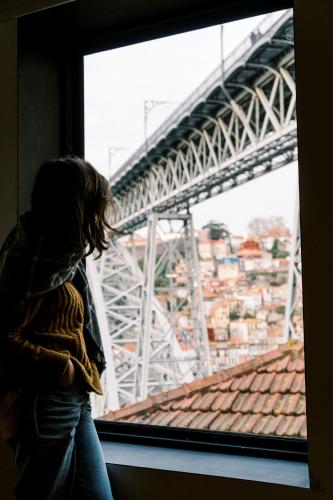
[4,296,70,380]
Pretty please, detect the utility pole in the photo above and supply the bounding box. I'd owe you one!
[108,146,133,179]
[144,99,178,156]
[220,24,225,86]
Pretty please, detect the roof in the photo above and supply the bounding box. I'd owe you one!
[237,249,269,258]
[102,341,306,438]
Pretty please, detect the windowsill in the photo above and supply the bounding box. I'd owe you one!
[100,441,310,489]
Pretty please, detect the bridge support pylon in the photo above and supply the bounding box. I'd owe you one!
[136,211,212,401]
[284,189,303,342]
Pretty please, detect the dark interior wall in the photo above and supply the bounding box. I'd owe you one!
[17,33,84,214]
[0,0,74,23]
[25,0,291,54]
[0,20,18,240]
[18,40,62,214]
[292,0,333,492]
[107,465,310,500]
[0,20,18,500]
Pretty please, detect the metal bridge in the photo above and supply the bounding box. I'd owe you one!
[88,9,301,416]
[111,9,296,233]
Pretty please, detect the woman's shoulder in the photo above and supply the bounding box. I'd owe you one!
[0,211,85,298]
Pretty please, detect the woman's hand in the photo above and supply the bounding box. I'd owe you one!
[56,358,76,386]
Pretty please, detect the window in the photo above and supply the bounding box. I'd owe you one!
[84,7,305,452]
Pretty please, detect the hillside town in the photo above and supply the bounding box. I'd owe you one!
[122,216,303,373]
[194,218,302,371]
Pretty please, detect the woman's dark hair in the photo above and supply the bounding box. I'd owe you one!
[31,156,114,258]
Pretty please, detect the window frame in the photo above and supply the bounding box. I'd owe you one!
[95,420,307,462]
[64,0,307,464]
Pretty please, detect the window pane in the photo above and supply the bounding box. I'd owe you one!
[84,8,306,439]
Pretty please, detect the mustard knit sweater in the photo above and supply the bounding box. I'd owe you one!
[0,281,103,441]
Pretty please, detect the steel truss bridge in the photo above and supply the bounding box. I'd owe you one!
[88,9,302,417]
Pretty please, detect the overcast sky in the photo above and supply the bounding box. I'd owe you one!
[84,8,298,236]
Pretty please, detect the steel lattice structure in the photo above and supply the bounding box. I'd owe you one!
[284,190,302,342]
[137,212,212,402]
[88,10,301,413]
[92,235,196,407]
[111,10,296,234]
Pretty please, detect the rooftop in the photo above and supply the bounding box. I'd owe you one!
[102,341,306,438]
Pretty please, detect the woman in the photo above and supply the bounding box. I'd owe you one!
[0,156,114,499]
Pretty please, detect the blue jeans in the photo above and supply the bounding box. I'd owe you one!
[8,383,114,500]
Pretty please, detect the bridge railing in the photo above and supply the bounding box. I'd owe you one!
[110,9,292,185]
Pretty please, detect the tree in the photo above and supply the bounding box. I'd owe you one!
[247,216,289,237]
[230,311,240,320]
[270,238,289,259]
[203,220,230,240]
[155,275,169,288]
[275,305,285,315]
[202,220,233,252]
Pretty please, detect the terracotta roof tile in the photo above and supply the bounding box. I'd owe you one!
[295,395,306,415]
[103,342,307,438]
[191,411,220,430]
[266,355,291,373]
[287,358,304,373]
[155,411,180,427]
[232,392,249,413]
[209,379,233,392]
[167,411,186,427]
[187,392,203,411]
[126,415,140,423]
[238,392,261,414]
[250,373,275,393]
[160,401,174,411]
[285,415,305,437]
[209,413,231,432]
[171,394,197,411]
[238,372,257,392]
[275,416,294,436]
[290,373,305,394]
[230,376,244,391]
[252,415,270,434]
[241,414,262,433]
[218,412,242,432]
[261,393,280,415]
[300,416,307,438]
[201,412,222,430]
[230,413,251,433]
[283,394,301,415]
[256,366,267,373]
[270,372,296,394]
[216,391,239,412]
[149,411,169,426]
[172,411,201,428]
[273,394,293,415]
[252,393,268,414]
[262,415,285,435]
[191,392,218,411]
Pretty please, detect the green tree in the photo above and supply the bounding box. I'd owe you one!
[203,220,233,252]
[155,276,169,288]
[275,305,286,315]
[270,238,289,259]
[203,220,229,240]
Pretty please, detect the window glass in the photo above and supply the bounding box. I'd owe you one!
[84,8,305,439]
